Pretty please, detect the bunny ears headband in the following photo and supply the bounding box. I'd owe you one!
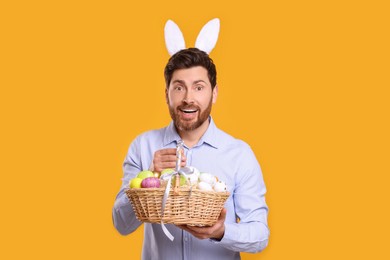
[164,18,220,56]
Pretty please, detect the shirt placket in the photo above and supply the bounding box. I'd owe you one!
[183,148,193,260]
[186,148,193,166]
[183,230,191,260]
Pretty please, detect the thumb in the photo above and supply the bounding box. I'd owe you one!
[219,208,227,221]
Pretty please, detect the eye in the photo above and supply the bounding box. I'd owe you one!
[195,85,204,91]
[174,85,184,91]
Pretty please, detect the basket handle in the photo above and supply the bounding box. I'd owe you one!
[174,174,180,194]
[174,140,184,194]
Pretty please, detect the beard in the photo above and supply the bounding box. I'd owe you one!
[169,98,213,132]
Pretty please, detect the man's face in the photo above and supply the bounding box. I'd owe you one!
[166,66,218,132]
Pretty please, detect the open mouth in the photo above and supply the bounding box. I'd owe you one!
[180,108,198,114]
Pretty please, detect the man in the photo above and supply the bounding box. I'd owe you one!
[113,48,269,259]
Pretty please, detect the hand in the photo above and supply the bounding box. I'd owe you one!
[177,208,227,240]
[151,148,186,173]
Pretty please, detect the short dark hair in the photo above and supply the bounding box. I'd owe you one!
[164,48,217,89]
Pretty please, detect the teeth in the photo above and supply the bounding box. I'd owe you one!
[182,109,197,113]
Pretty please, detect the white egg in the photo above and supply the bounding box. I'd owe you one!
[199,173,217,186]
[185,166,200,185]
[197,181,213,191]
[213,181,227,192]
[187,174,199,185]
[187,166,200,176]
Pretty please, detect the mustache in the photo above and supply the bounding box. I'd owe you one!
[177,105,200,111]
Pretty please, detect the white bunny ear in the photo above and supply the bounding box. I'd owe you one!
[195,18,220,54]
[164,20,186,56]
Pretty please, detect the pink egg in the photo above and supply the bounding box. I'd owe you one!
[141,177,161,188]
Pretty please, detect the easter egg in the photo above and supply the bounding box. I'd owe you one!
[197,181,213,191]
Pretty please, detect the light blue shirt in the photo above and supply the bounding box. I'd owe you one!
[113,117,269,260]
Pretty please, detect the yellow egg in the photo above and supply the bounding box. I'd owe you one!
[130,177,143,188]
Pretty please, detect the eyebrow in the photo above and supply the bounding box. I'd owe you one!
[171,80,207,85]
[193,80,207,85]
[172,80,185,85]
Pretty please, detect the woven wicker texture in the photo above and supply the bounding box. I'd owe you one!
[126,187,230,226]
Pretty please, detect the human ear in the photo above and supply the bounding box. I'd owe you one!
[212,85,218,104]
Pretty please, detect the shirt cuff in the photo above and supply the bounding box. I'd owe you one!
[209,223,236,244]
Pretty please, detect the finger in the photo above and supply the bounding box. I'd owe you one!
[156,154,186,164]
[156,154,178,162]
[178,225,203,237]
[157,148,177,155]
[153,155,177,169]
[182,224,209,235]
[155,148,186,159]
[176,225,187,231]
[159,161,179,169]
[154,163,174,173]
[155,153,186,162]
[176,225,200,236]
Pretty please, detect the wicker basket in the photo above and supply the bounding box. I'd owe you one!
[126,187,230,226]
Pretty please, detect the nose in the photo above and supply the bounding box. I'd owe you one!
[182,89,194,104]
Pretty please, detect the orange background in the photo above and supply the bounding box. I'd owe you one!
[1,0,389,259]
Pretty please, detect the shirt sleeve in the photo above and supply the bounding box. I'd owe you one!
[213,144,270,253]
[112,137,143,235]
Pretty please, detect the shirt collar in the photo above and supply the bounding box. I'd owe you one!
[163,121,181,146]
[163,116,219,149]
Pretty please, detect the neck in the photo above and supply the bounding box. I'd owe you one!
[177,119,210,148]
